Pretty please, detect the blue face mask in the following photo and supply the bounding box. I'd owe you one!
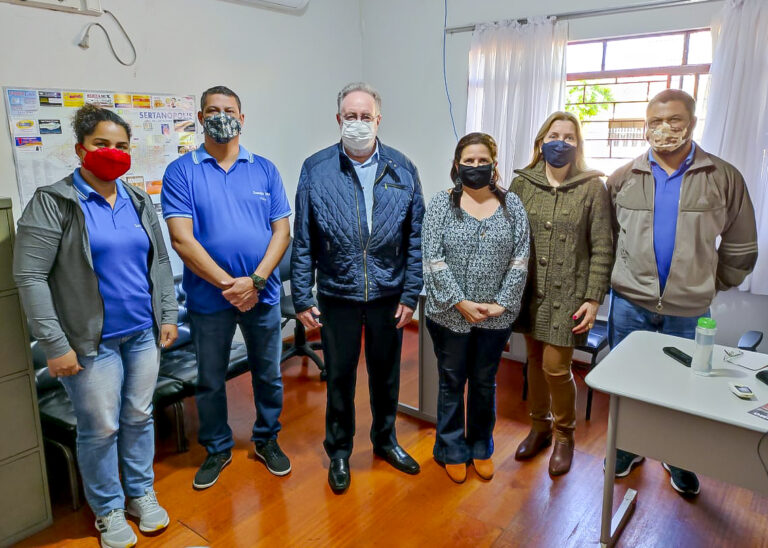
[541,140,577,168]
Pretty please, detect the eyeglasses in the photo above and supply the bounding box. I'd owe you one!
[341,113,378,123]
[723,348,744,364]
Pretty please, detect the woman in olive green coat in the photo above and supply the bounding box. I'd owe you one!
[510,111,613,476]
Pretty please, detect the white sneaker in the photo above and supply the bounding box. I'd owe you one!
[126,488,170,533]
[95,509,137,548]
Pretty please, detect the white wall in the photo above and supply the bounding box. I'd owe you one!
[0,0,363,221]
[360,0,768,351]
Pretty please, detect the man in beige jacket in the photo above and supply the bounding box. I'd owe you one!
[606,89,758,496]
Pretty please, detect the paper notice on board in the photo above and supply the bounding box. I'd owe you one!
[86,93,114,107]
[15,136,43,151]
[12,119,38,136]
[63,92,85,107]
[114,93,132,108]
[39,91,62,107]
[8,89,39,114]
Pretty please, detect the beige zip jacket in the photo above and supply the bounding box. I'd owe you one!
[607,145,758,317]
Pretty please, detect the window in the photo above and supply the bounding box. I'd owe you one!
[566,29,712,175]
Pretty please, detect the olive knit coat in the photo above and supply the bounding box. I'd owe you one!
[510,161,614,347]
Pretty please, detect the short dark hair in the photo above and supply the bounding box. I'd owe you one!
[72,104,131,143]
[200,86,241,113]
[647,89,696,120]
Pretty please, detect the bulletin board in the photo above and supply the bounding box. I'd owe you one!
[4,87,198,207]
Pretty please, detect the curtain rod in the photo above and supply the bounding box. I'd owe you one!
[445,0,722,34]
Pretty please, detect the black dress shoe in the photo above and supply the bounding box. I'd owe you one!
[328,458,350,493]
[373,445,420,475]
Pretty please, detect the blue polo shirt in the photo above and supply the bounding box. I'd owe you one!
[650,143,696,291]
[161,145,291,314]
[342,143,379,231]
[73,169,154,340]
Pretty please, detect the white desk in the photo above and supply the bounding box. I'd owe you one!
[585,331,768,547]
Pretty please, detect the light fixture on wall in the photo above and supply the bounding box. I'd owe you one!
[225,0,310,11]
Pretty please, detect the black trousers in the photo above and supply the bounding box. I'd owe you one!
[426,318,512,464]
[317,293,402,459]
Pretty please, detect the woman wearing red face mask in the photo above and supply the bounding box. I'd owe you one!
[13,105,178,548]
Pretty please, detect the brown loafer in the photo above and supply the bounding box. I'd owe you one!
[473,458,494,480]
[515,430,552,460]
[548,440,574,476]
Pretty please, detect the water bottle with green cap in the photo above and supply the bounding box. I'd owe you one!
[692,317,717,376]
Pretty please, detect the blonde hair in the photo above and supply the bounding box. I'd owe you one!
[526,111,588,172]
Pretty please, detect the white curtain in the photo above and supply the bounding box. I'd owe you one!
[465,16,568,186]
[701,0,768,295]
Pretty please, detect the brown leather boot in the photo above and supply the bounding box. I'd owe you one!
[515,430,552,460]
[548,439,574,476]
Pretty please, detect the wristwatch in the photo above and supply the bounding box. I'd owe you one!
[249,273,267,290]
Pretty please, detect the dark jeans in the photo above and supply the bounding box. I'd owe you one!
[190,303,283,455]
[426,318,513,465]
[317,293,402,459]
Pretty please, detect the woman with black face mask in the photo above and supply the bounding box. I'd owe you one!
[510,111,613,476]
[422,132,530,483]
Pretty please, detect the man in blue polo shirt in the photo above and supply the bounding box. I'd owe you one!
[162,86,292,489]
[607,89,757,497]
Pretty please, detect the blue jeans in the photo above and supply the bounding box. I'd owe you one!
[426,318,512,464]
[60,328,158,516]
[608,291,709,348]
[190,303,283,455]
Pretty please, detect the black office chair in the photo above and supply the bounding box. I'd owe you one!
[278,241,326,380]
[521,319,609,421]
[574,319,609,420]
[737,330,763,352]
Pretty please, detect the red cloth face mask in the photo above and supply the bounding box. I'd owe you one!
[78,145,131,181]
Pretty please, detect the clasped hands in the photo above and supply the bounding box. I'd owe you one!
[455,300,505,323]
[221,276,259,312]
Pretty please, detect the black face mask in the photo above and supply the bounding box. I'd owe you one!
[458,163,493,189]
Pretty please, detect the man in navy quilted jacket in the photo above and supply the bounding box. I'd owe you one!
[291,82,425,493]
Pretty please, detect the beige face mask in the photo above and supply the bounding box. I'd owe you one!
[647,121,690,152]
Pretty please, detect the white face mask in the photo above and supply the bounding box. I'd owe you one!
[647,121,690,153]
[341,120,377,155]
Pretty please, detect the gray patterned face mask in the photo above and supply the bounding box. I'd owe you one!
[203,113,241,143]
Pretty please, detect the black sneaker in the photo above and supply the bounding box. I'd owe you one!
[254,439,291,476]
[604,450,645,478]
[193,451,232,489]
[662,463,700,496]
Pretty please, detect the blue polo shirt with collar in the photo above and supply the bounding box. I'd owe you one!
[650,142,696,291]
[161,145,292,314]
[73,168,154,340]
[342,143,379,231]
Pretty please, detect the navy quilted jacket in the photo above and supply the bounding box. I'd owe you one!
[291,140,425,311]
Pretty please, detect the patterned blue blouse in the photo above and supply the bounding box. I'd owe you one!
[422,190,530,333]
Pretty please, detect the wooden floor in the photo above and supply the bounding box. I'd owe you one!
[20,327,768,547]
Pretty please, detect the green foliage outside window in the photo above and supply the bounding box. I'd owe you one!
[566,82,614,121]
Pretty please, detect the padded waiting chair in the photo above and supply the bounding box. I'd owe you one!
[521,319,609,421]
[278,241,326,380]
